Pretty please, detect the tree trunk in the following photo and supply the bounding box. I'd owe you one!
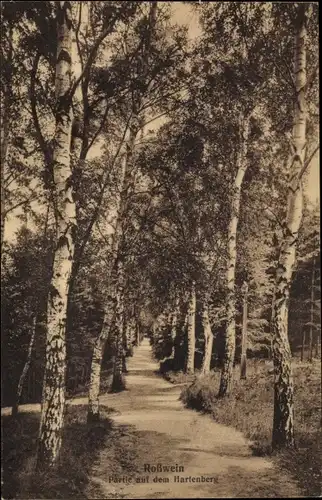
[12,317,36,418]
[122,321,128,373]
[186,281,196,374]
[301,329,306,361]
[240,282,248,380]
[272,5,309,450]
[201,300,213,375]
[86,230,121,421]
[106,120,138,388]
[111,258,126,392]
[37,2,75,470]
[0,21,13,256]
[71,3,85,162]
[171,296,179,343]
[87,292,115,423]
[219,116,249,397]
[86,129,130,419]
[125,316,135,356]
[172,296,181,368]
[0,98,9,255]
[135,318,141,346]
[315,330,320,358]
[308,256,315,362]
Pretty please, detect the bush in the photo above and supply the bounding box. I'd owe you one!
[180,373,218,412]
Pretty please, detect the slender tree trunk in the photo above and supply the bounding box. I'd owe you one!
[37,2,76,470]
[135,316,141,346]
[315,330,320,358]
[0,33,12,254]
[219,116,249,397]
[171,296,179,343]
[87,2,157,403]
[201,300,213,375]
[0,99,9,255]
[0,78,10,494]
[122,320,128,373]
[71,2,86,162]
[12,317,36,418]
[86,137,129,419]
[308,256,315,362]
[125,316,135,356]
[186,281,196,374]
[172,296,181,368]
[108,120,138,387]
[301,329,306,361]
[240,282,248,380]
[87,341,105,423]
[272,5,309,450]
[87,259,120,422]
[111,258,126,392]
[87,293,115,422]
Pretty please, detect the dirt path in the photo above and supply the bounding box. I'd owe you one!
[1,339,302,498]
[87,338,301,499]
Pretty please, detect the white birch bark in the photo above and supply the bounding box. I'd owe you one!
[240,282,248,380]
[111,258,126,392]
[201,300,213,374]
[87,291,115,422]
[272,4,309,449]
[0,25,12,254]
[37,1,76,469]
[87,119,138,418]
[186,281,196,374]
[219,115,249,397]
[12,317,36,417]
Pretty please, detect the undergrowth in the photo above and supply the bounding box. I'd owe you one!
[2,404,139,499]
[179,360,321,497]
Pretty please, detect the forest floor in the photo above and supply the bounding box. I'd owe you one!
[1,339,310,499]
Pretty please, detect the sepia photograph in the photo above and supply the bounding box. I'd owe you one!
[1,1,320,498]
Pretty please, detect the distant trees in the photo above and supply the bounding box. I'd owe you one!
[291,204,320,361]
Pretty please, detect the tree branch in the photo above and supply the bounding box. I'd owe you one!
[299,143,320,180]
[4,194,38,217]
[69,7,132,101]
[29,53,52,166]
[71,112,134,284]
[85,100,109,155]
[305,63,319,92]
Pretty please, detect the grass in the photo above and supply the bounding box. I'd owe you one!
[179,359,321,497]
[1,404,141,499]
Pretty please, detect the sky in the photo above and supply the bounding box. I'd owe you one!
[4,2,320,243]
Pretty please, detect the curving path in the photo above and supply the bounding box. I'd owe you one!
[89,338,301,499]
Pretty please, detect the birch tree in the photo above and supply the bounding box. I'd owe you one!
[36,1,76,470]
[271,2,319,449]
[201,297,213,374]
[219,114,250,396]
[185,281,196,374]
[87,1,189,417]
[12,317,36,418]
